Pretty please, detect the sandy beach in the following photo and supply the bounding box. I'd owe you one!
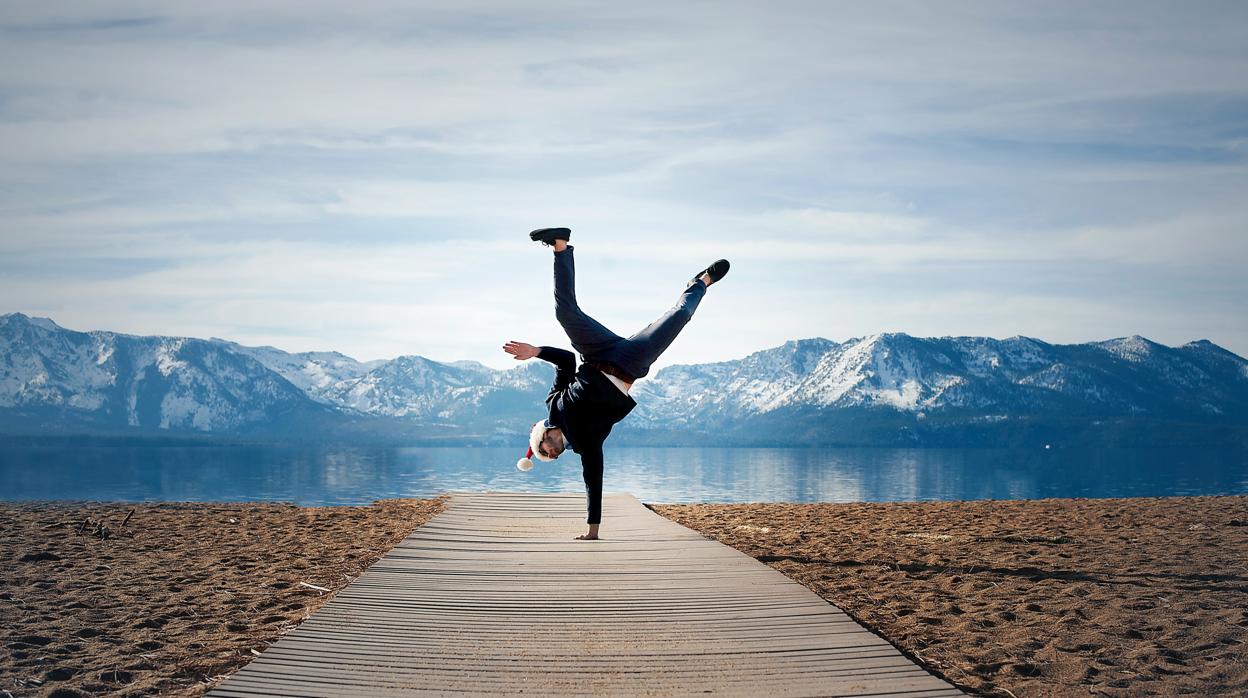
[2,499,445,697]
[655,496,1248,697]
[4,495,1246,697]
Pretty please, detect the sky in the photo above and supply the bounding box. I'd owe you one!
[2,1,1246,370]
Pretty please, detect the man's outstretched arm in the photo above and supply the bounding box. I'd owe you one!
[504,341,576,404]
[538,347,576,405]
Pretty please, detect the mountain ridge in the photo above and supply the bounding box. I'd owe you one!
[3,312,1246,447]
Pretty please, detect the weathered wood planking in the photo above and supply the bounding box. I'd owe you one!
[209,492,965,697]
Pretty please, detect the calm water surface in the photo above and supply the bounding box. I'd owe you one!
[1,446,1246,505]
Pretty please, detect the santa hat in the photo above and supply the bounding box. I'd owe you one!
[517,419,556,471]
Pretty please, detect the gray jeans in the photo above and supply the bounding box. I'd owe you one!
[553,246,705,380]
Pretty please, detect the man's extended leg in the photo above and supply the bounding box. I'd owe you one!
[609,277,707,379]
[551,244,624,360]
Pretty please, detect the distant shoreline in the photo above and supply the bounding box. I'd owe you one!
[3,495,1246,696]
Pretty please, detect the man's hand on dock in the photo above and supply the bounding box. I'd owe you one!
[575,524,601,540]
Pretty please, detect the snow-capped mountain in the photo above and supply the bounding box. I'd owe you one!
[3,312,1246,446]
[0,313,330,433]
[632,333,1248,433]
[222,339,550,428]
[215,340,387,405]
[0,313,555,438]
[316,354,549,425]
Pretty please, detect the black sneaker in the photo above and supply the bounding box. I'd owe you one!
[692,259,730,285]
[529,227,571,246]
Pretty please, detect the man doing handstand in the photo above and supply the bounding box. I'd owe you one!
[504,227,729,540]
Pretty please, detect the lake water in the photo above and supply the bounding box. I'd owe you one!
[1,445,1246,506]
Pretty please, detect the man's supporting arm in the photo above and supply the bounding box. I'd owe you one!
[581,443,603,531]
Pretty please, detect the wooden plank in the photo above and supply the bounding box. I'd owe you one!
[209,492,964,697]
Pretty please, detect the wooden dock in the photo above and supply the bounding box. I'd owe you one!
[209,492,964,697]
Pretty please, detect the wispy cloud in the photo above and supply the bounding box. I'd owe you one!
[2,1,1246,365]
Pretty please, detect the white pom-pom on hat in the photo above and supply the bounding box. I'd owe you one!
[517,446,535,471]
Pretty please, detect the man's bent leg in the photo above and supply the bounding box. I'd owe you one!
[553,245,624,359]
[609,278,707,379]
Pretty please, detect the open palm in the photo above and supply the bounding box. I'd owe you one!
[503,341,539,361]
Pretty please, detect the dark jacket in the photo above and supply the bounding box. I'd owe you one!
[538,346,636,524]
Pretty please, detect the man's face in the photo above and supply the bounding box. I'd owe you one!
[538,428,565,459]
